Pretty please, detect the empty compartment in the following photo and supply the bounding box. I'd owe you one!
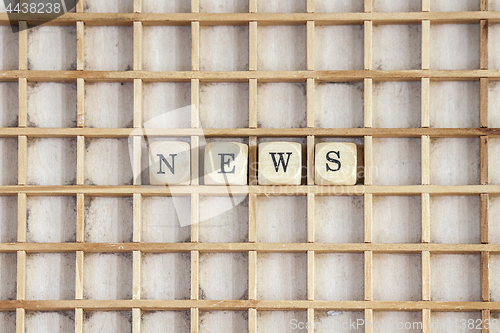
[257,311,307,333]
[0,254,16,300]
[85,26,133,70]
[199,311,248,332]
[257,253,306,300]
[84,82,134,128]
[83,253,132,300]
[490,197,500,244]
[372,312,422,332]
[430,0,480,11]
[257,26,306,71]
[0,312,15,333]
[142,26,191,71]
[27,82,77,128]
[490,82,500,127]
[315,196,364,243]
[142,0,190,13]
[430,196,480,243]
[85,138,133,185]
[430,24,479,70]
[28,26,76,70]
[373,0,421,12]
[141,253,190,300]
[0,138,17,185]
[200,0,248,12]
[27,138,77,185]
[315,82,364,128]
[372,81,421,128]
[27,196,76,242]
[0,196,17,242]
[430,138,479,185]
[257,82,306,128]
[430,312,482,333]
[83,311,132,333]
[199,253,248,300]
[373,25,421,70]
[430,81,479,128]
[83,0,133,12]
[26,312,74,333]
[314,0,363,12]
[257,0,305,13]
[431,254,480,301]
[373,196,421,243]
[314,311,364,333]
[200,26,248,71]
[373,254,421,301]
[142,82,191,128]
[142,196,191,242]
[26,253,75,300]
[199,196,248,243]
[315,25,363,70]
[0,26,18,69]
[315,253,364,300]
[141,311,190,333]
[84,196,133,243]
[257,196,306,243]
[0,82,18,127]
[200,83,249,128]
[372,138,421,185]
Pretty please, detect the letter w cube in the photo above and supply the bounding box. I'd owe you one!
[258,142,302,185]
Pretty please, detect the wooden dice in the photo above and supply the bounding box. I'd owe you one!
[204,142,248,185]
[149,141,191,185]
[148,141,357,186]
[315,142,357,185]
[258,142,302,185]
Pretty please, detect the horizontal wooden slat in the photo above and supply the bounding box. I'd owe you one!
[0,127,498,138]
[1,12,500,26]
[0,242,499,254]
[0,185,497,196]
[1,70,500,83]
[0,300,498,311]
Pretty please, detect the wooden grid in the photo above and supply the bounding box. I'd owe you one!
[0,0,500,332]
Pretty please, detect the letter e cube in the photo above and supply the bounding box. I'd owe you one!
[204,142,248,185]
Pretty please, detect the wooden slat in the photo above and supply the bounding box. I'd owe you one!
[421,78,430,127]
[421,193,430,243]
[249,0,257,13]
[307,78,314,128]
[481,136,489,185]
[421,20,430,70]
[481,194,489,244]
[307,308,314,333]
[364,136,373,185]
[249,79,257,127]
[481,0,489,11]
[365,308,373,333]
[16,308,24,333]
[364,79,372,128]
[191,22,200,71]
[77,21,84,70]
[191,194,199,242]
[248,136,258,185]
[422,0,430,12]
[421,135,430,184]
[481,251,490,302]
[18,78,27,128]
[307,21,314,71]
[191,0,199,13]
[18,21,27,70]
[307,0,314,13]
[191,79,200,129]
[191,307,199,333]
[191,136,199,184]
[1,299,500,311]
[75,251,84,299]
[76,194,84,242]
[133,193,142,243]
[307,136,314,185]
[133,251,141,299]
[132,308,140,333]
[422,250,430,300]
[481,20,488,70]
[3,242,500,254]
[307,193,314,243]
[249,22,257,70]
[422,309,431,333]
[364,0,373,13]
[17,193,26,243]
[248,308,257,333]
[134,79,142,128]
[480,78,488,128]
[483,310,490,333]
[364,21,372,70]
[133,0,141,13]
[307,250,314,300]
[75,308,83,333]
[77,78,85,127]
[364,251,372,301]
[248,251,257,300]
[364,194,372,243]
[190,250,199,300]
[133,136,142,186]
[77,136,85,185]
[249,194,257,242]
[134,22,142,71]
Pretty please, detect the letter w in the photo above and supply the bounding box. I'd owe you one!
[157,154,177,174]
[269,152,292,172]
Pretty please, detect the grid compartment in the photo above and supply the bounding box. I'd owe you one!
[27,82,77,128]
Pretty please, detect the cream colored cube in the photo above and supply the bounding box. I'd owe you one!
[315,142,357,185]
[149,141,190,185]
[204,142,248,185]
[258,142,302,185]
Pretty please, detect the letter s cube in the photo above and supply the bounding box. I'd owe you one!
[258,142,302,185]
[315,142,357,185]
[149,141,191,185]
[204,142,248,185]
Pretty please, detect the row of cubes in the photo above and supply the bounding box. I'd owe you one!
[150,141,357,185]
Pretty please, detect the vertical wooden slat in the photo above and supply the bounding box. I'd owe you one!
[249,0,257,13]
[76,0,83,12]
[307,250,314,301]
[75,251,84,299]
[481,194,489,244]
[307,78,314,128]
[307,0,314,13]
[248,250,257,300]
[307,308,314,333]
[481,251,490,302]
[18,135,27,186]
[421,135,430,185]
[421,193,430,243]
[307,193,315,243]
[76,193,84,242]
[248,136,258,185]
[307,21,314,71]
[421,20,430,71]
[422,250,431,301]
[422,0,430,12]
[134,22,143,71]
[480,78,489,128]
[422,309,431,333]
[421,78,430,128]
[191,22,200,71]
[191,307,199,333]
[249,79,257,127]
[364,79,372,128]
[191,0,199,13]
[481,0,489,11]
[191,79,200,129]
[364,309,373,333]
[483,309,490,333]
[133,251,141,300]
[249,194,257,242]
[364,136,373,186]
[364,250,372,301]
[134,79,143,128]
[364,22,372,70]
[77,78,85,127]
[249,22,257,71]
[18,77,27,128]
[248,308,257,333]
[307,136,314,185]
[481,136,489,186]
[481,20,488,70]
[76,136,85,185]
[16,308,25,333]
[19,21,27,70]
[77,21,84,71]
[364,0,373,13]
[17,193,26,243]
[75,308,83,333]
[133,193,142,243]
[133,0,141,13]
[132,308,141,333]
[364,194,372,243]
[190,250,199,300]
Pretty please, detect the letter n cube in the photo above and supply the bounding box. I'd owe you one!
[258,142,302,185]
[204,142,248,185]
[149,141,191,185]
[315,142,357,185]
